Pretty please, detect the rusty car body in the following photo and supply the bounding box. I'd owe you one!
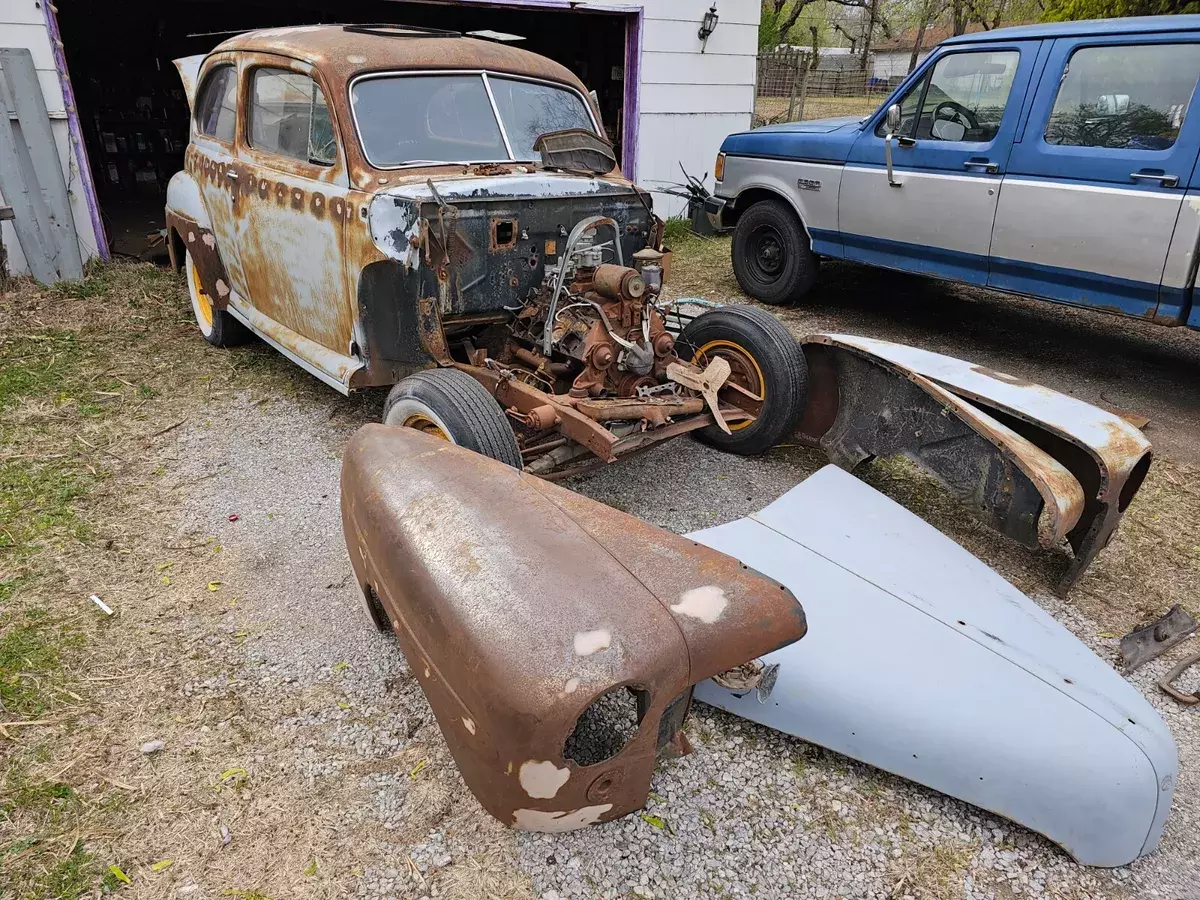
[340,424,807,831]
[166,25,808,475]
[794,335,1153,589]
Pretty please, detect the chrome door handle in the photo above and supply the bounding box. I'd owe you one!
[963,160,999,174]
[226,171,239,180]
[1130,172,1179,188]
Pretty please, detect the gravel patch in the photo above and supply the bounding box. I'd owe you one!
[159,388,1199,900]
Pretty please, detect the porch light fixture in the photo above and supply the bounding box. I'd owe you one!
[699,4,719,52]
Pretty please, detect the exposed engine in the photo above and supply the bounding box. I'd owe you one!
[501,223,699,418]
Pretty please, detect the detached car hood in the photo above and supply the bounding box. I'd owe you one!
[693,466,1176,868]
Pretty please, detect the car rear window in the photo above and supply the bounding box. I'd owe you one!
[1045,43,1200,150]
[195,65,238,143]
[351,73,594,168]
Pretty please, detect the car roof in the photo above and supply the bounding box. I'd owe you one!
[214,24,586,91]
[942,14,1200,44]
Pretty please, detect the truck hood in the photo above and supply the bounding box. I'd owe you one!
[750,115,867,134]
[720,116,866,165]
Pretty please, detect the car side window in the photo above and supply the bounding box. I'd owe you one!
[195,65,238,143]
[877,50,1019,143]
[249,68,338,166]
[1044,43,1200,151]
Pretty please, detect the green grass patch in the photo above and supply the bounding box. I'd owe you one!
[0,606,84,719]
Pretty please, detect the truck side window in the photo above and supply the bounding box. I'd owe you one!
[1044,44,1200,151]
[876,51,1019,143]
[195,65,238,143]
[249,68,337,166]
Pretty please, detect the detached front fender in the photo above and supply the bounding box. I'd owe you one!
[340,424,807,832]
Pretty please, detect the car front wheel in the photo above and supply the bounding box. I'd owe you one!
[678,305,809,456]
[731,198,817,306]
[382,369,523,469]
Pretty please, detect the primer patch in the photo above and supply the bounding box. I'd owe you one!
[462,717,476,735]
[564,678,580,694]
[513,804,613,833]
[671,585,729,624]
[519,760,571,799]
[573,630,611,656]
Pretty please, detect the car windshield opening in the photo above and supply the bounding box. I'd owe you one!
[351,73,594,168]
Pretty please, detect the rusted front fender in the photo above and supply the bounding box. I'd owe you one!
[798,335,1152,590]
[340,424,806,831]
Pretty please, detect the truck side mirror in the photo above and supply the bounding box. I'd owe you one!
[886,103,902,134]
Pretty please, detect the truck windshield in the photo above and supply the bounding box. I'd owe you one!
[351,73,595,168]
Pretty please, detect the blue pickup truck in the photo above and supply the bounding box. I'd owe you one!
[707,16,1200,329]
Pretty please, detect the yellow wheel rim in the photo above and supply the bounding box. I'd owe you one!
[692,339,766,432]
[191,262,214,329]
[402,414,451,441]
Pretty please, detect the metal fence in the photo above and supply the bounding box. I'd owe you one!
[755,47,899,126]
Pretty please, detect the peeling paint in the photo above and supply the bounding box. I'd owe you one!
[574,629,611,656]
[513,804,613,833]
[463,717,476,735]
[671,586,729,624]
[519,760,571,799]
[564,677,580,694]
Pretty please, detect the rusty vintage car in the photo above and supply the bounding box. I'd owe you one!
[166,24,809,474]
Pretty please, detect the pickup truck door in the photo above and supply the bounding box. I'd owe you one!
[841,42,1039,285]
[991,35,1200,321]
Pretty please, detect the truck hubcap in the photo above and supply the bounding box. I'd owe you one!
[749,225,785,280]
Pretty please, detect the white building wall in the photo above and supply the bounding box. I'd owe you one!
[0,0,102,276]
[636,0,760,217]
[872,49,932,81]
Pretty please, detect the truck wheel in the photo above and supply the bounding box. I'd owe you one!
[383,369,523,468]
[185,251,251,347]
[679,306,808,456]
[731,199,817,306]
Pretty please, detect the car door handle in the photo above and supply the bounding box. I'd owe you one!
[225,171,239,181]
[1130,171,1179,188]
[963,159,999,174]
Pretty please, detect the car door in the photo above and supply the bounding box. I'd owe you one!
[840,42,1039,285]
[991,35,1200,319]
[233,58,357,376]
[191,57,249,293]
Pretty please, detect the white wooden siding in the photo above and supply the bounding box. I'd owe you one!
[0,0,101,274]
[638,0,760,216]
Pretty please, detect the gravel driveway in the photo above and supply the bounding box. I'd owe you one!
[165,268,1200,900]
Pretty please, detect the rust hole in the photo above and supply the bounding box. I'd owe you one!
[491,218,518,251]
[563,685,647,767]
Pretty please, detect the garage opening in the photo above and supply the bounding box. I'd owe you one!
[55,0,634,261]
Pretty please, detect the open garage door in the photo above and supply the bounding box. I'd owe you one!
[55,0,635,260]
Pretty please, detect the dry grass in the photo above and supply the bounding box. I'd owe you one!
[0,262,352,898]
[755,94,884,125]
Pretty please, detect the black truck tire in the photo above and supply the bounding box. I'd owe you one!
[731,198,818,306]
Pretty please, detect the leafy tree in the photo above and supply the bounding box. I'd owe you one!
[1043,0,1199,19]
